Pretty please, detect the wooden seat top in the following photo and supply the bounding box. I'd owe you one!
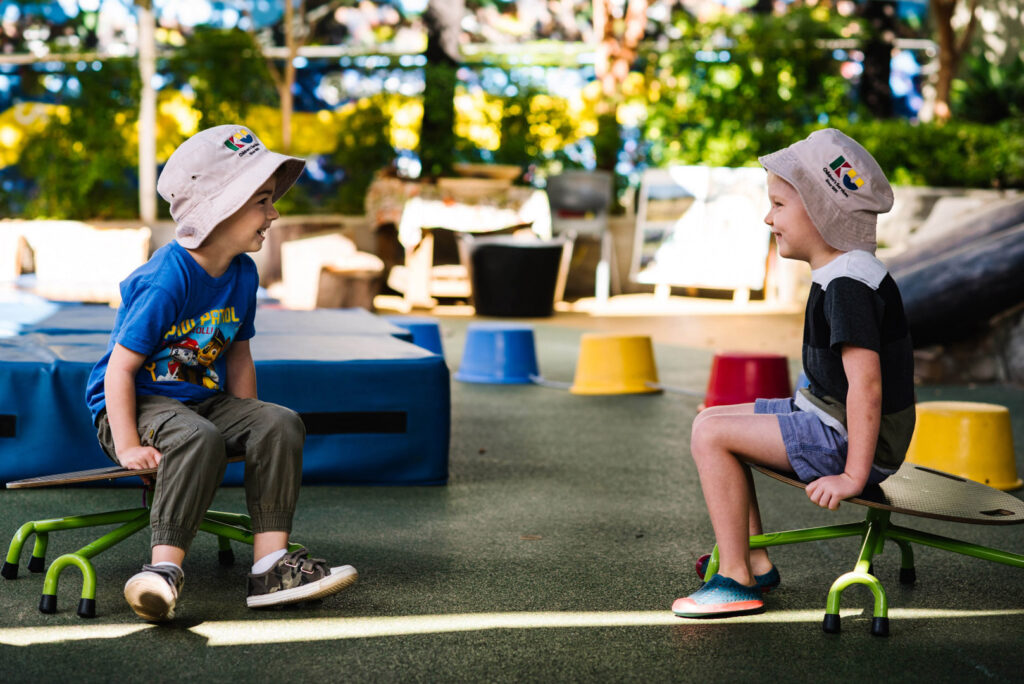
[6,455,245,489]
[753,462,1024,526]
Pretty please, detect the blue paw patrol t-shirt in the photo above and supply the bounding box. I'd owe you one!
[85,241,258,422]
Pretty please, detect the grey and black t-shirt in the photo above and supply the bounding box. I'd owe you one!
[798,250,915,471]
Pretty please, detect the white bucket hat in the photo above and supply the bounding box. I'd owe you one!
[157,125,305,248]
[758,128,893,253]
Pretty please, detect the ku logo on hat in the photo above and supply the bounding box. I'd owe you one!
[829,156,864,192]
[224,129,255,151]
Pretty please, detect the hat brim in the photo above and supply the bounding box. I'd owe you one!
[175,151,306,249]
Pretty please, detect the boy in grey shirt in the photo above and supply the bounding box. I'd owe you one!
[673,129,914,618]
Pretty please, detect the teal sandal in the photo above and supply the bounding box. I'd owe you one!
[695,554,780,592]
[672,574,765,618]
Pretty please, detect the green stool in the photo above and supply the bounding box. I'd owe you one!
[2,458,299,618]
[699,463,1024,637]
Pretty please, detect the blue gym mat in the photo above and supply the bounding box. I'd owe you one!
[15,304,414,343]
[0,320,449,486]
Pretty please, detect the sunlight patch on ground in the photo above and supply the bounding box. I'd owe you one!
[3,608,1024,647]
[0,623,154,646]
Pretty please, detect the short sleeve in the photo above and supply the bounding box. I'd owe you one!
[823,277,884,353]
[115,281,183,357]
[234,256,258,341]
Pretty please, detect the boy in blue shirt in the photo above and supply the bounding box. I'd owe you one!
[85,125,357,622]
[673,129,915,618]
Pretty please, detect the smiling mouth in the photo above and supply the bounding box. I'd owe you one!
[257,228,267,238]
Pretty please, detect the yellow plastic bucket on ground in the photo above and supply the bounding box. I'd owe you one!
[569,334,661,395]
[905,401,1022,491]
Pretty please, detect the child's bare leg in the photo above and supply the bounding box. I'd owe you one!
[743,466,773,576]
[152,545,185,566]
[690,406,791,585]
[695,403,774,567]
[254,531,289,562]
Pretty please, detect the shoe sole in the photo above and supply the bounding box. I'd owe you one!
[124,576,177,622]
[671,597,765,619]
[247,565,358,608]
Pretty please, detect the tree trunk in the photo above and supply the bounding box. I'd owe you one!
[420,0,463,179]
[931,0,979,121]
[593,0,647,99]
[280,0,296,153]
[136,0,157,223]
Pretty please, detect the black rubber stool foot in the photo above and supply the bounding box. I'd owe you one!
[899,567,916,584]
[39,594,57,614]
[871,616,890,637]
[218,548,235,566]
[822,613,841,634]
[1,561,17,579]
[28,556,45,573]
[77,598,96,618]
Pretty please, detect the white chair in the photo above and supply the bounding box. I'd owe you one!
[545,171,614,304]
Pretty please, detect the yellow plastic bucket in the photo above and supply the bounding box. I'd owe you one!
[905,401,1022,491]
[569,334,661,395]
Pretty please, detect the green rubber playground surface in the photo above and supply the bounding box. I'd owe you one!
[2,318,1023,681]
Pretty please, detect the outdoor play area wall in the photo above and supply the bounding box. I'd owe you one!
[0,305,450,487]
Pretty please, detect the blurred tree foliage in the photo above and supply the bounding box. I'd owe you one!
[641,6,856,168]
[7,7,1024,222]
[167,27,278,128]
[951,52,1024,125]
[328,97,395,214]
[844,118,1024,190]
[16,58,140,219]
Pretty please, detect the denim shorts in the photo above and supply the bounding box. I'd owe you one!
[754,397,894,485]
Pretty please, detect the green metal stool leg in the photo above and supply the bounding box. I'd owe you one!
[29,532,49,573]
[40,553,98,618]
[216,531,235,566]
[892,537,916,584]
[823,509,891,637]
[3,521,40,579]
[886,524,1024,569]
[38,509,151,618]
[5,509,147,580]
[204,510,253,528]
[202,510,255,566]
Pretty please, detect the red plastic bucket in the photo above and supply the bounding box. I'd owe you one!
[703,352,792,409]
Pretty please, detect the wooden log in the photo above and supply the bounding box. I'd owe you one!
[893,222,1024,346]
[886,195,1024,274]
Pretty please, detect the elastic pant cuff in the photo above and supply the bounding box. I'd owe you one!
[150,524,196,552]
[251,510,294,535]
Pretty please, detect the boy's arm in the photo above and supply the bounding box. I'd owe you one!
[805,344,882,510]
[225,339,258,400]
[105,343,163,470]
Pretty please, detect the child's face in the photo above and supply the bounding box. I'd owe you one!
[764,174,835,268]
[205,176,280,255]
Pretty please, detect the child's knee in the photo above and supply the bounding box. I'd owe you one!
[258,403,306,445]
[191,421,227,457]
[690,414,733,461]
[690,418,714,461]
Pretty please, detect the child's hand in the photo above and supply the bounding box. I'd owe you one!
[806,473,862,510]
[118,445,163,471]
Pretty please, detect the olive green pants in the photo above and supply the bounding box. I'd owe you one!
[97,393,304,551]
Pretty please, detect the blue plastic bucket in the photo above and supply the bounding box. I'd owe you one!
[386,315,444,356]
[455,323,538,384]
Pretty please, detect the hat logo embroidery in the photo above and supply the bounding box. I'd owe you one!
[829,156,864,192]
[223,129,255,152]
